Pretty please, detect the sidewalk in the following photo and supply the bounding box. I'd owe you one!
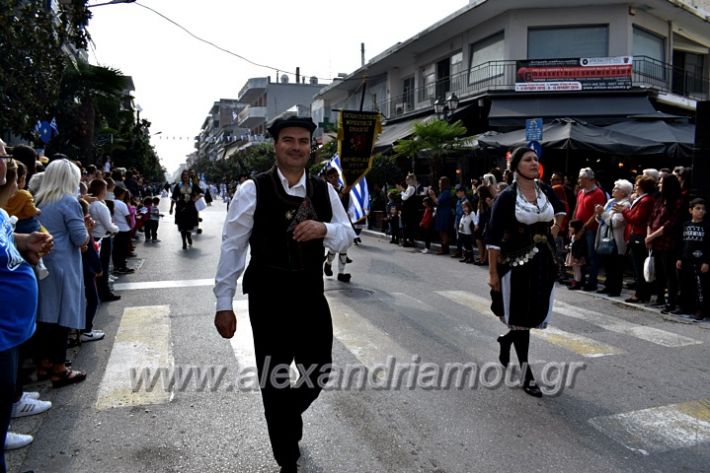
[361,228,710,328]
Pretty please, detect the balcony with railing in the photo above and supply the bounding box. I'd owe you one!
[381,56,708,119]
[237,106,267,129]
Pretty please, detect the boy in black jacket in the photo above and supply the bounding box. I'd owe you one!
[674,198,710,320]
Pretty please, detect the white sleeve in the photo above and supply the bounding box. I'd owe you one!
[95,202,118,233]
[213,181,256,312]
[323,183,356,253]
[401,186,415,201]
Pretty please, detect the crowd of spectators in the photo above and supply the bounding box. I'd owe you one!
[0,142,171,471]
[376,163,708,321]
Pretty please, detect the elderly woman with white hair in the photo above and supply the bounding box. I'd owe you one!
[594,179,633,297]
[34,158,89,388]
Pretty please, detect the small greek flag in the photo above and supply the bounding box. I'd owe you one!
[327,154,370,223]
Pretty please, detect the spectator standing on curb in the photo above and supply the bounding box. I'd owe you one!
[617,176,656,303]
[572,167,606,291]
[675,198,710,319]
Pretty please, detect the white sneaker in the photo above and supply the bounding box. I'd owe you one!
[80,329,105,342]
[421,248,429,254]
[4,432,33,450]
[11,397,52,418]
[21,391,40,400]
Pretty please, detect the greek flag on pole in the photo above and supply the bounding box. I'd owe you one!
[328,154,370,223]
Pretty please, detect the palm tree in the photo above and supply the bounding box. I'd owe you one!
[50,60,131,164]
[393,119,467,181]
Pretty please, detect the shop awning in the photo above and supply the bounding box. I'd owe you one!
[488,95,656,126]
[374,115,436,151]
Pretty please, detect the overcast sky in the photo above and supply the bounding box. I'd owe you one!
[87,0,467,176]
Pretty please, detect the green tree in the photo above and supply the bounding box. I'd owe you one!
[0,0,91,138]
[393,119,467,181]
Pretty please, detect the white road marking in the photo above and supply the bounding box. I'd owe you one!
[437,291,623,357]
[96,305,173,410]
[554,300,702,348]
[589,399,710,454]
[113,276,242,291]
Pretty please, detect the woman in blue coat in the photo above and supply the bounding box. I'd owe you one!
[35,158,89,388]
[428,176,453,255]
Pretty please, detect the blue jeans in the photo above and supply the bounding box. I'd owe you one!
[584,229,600,287]
[0,345,20,473]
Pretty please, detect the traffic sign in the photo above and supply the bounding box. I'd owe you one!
[528,140,543,158]
[525,118,543,142]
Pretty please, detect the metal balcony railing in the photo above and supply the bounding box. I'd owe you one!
[378,56,708,119]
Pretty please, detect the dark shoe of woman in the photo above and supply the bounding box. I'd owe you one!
[522,368,543,397]
[51,369,87,388]
[523,381,543,397]
[497,335,512,367]
[607,292,621,297]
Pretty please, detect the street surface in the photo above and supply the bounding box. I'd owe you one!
[8,199,710,473]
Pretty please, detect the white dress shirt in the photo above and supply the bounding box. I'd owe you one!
[214,168,355,312]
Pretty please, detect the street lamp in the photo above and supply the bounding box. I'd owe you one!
[433,93,459,120]
[88,0,136,8]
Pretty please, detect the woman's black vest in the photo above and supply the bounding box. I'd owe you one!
[242,167,333,294]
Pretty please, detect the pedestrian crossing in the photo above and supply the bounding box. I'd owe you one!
[97,283,708,456]
[436,290,703,355]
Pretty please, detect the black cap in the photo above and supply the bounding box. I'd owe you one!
[267,116,317,139]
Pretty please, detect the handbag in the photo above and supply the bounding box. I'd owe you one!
[643,253,656,283]
[596,223,617,256]
[194,196,207,212]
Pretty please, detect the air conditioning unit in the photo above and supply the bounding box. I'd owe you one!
[394,102,409,116]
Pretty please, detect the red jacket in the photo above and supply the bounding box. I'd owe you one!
[622,194,655,237]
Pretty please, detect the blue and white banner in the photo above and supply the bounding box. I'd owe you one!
[327,154,370,223]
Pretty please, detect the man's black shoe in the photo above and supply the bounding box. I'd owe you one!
[346,257,353,263]
[279,465,298,473]
[337,273,351,283]
[582,284,597,292]
[323,263,333,277]
[101,293,121,302]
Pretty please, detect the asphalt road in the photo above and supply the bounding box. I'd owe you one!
[8,199,710,473]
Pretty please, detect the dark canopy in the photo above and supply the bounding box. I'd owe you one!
[477,118,667,156]
[603,119,695,158]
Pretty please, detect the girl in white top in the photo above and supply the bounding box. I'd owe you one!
[458,200,475,263]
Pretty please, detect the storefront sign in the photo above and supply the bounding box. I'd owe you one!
[515,56,632,92]
[337,110,382,185]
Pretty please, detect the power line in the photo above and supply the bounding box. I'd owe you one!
[133,2,367,85]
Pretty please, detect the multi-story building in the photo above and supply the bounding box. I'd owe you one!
[314,0,710,153]
[236,74,324,138]
[194,99,246,161]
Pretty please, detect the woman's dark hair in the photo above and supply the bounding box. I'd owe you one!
[88,178,107,196]
[11,145,37,183]
[476,184,493,212]
[660,173,681,203]
[509,147,535,173]
[569,219,584,232]
[439,176,450,189]
[636,176,657,195]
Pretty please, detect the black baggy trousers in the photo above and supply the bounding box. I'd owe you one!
[248,289,333,467]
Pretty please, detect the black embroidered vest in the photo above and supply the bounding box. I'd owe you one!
[242,166,333,294]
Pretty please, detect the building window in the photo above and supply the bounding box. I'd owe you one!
[633,26,666,82]
[420,64,436,102]
[528,25,608,59]
[468,32,505,86]
[403,77,414,108]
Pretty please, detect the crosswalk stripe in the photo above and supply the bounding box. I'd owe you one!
[589,398,710,454]
[113,276,242,291]
[436,291,623,358]
[328,296,412,369]
[554,301,702,348]
[96,305,173,410]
